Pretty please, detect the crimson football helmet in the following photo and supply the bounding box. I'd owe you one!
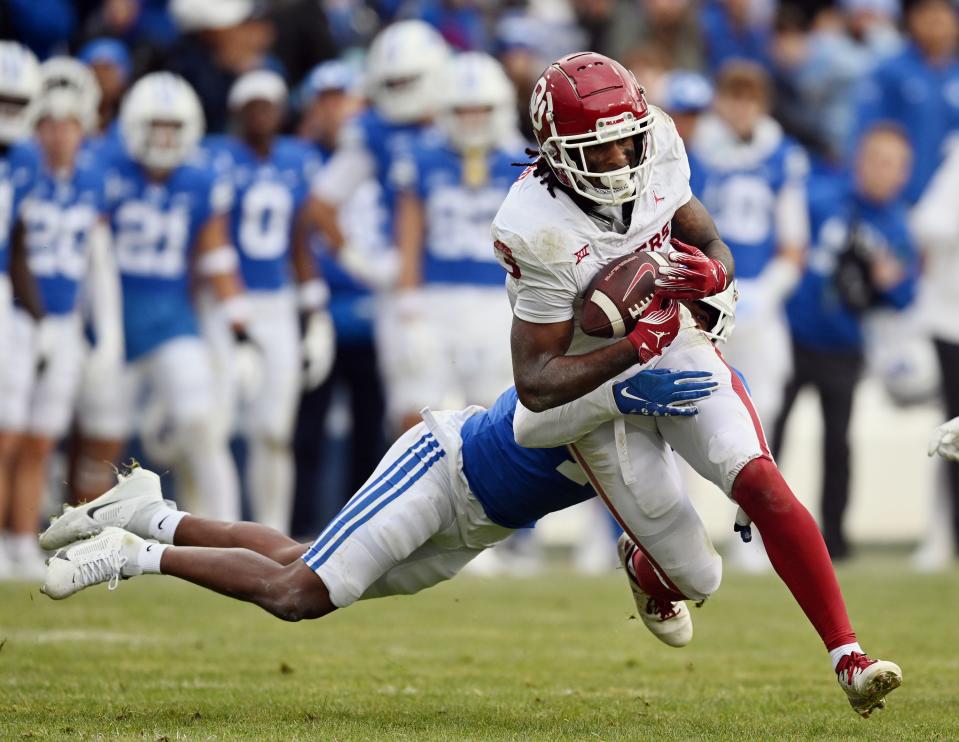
[530,52,656,205]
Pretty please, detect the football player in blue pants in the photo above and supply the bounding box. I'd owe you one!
[203,69,335,534]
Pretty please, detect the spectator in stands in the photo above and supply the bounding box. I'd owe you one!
[700,0,773,72]
[78,38,130,136]
[292,61,387,537]
[602,0,702,71]
[770,1,899,168]
[851,0,959,203]
[2,0,76,58]
[269,0,339,87]
[659,70,713,145]
[164,0,276,133]
[772,123,918,560]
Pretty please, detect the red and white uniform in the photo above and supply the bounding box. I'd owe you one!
[494,111,769,600]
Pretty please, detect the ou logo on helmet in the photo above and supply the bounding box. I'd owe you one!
[529,76,553,134]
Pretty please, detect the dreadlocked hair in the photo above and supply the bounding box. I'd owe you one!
[511,147,562,198]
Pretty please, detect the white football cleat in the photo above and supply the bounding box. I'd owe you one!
[836,652,902,718]
[41,527,147,600]
[617,533,693,648]
[39,463,168,550]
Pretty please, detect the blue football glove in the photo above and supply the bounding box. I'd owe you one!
[612,368,718,417]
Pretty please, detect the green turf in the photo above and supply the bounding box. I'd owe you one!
[1,558,957,741]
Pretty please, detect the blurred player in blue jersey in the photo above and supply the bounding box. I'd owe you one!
[385,52,527,431]
[33,57,130,507]
[0,41,42,578]
[107,72,248,521]
[203,69,335,534]
[690,61,809,431]
[1,82,116,577]
[689,61,809,572]
[293,61,391,529]
[305,20,450,292]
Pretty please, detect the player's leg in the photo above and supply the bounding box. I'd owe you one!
[69,344,129,505]
[568,418,721,647]
[813,348,864,560]
[9,316,85,574]
[245,291,301,534]
[655,331,900,715]
[151,337,241,521]
[720,314,791,428]
[932,338,959,550]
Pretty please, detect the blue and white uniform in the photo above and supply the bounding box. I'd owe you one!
[3,149,104,436]
[380,139,525,417]
[0,143,39,426]
[690,114,810,425]
[303,387,595,607]
[105,149,238,498]
[203,135,319,443]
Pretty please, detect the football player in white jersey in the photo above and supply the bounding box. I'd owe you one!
[386,52,526,430]
[0,40,40,578]
[493,52,901,717]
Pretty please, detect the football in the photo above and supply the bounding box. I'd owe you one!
[580,251,670,338]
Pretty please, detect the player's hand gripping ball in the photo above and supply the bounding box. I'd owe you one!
[580,251,671,338]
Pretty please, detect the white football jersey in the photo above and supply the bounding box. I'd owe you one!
[491,108,694,354]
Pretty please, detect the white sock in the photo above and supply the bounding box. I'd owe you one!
[137,542,169,574]
[830,642,865,671]
[148,508,188,544]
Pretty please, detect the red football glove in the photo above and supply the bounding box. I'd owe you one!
[655,238,729,300]
[627,298,680,363]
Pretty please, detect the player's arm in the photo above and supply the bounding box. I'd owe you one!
[193,214,249,331]
[9,220,43,320]
[513,367,715,448]
[395,190,425,290]
[83,219,124,367]
[656,196,734,300]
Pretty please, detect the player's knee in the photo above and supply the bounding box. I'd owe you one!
[670,553,723,602]
[266,563,335,622]
[732,457,796,517]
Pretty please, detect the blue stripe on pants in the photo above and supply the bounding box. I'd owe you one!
[302,433,439,566]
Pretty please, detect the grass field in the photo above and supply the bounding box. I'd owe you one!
[2,558,958,741]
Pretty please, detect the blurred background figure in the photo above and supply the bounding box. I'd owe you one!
[701,0,774,73]
[78,38,131,139]
[109,72,244,520]
[386,52,523,430]
[910,136,959,569]
[292,61,388,537]
[851,0,959,203]
[3,78,112,578]
[659,70,714,144]
[0,41,41,579]
[164,0,277,133]
[689,61,809,571]
[773,123,918,561]
[203,69,334,534]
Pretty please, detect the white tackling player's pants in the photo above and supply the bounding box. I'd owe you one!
[719,305,792,429]
[202,289,301,531]
[122,336,241,521]
[569,328,770,601]
[0,310,85,438]
[377,285,514,422]
[303,408,514,607]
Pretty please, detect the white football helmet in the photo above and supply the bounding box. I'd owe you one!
[698,283,738,344]
[0,41,41,145]
[120,72,205,171]
[39,57,101,133]
[438,52,518,152]
[365,20,450,124]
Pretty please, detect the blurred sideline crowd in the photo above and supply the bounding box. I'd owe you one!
[0,0,958,581]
